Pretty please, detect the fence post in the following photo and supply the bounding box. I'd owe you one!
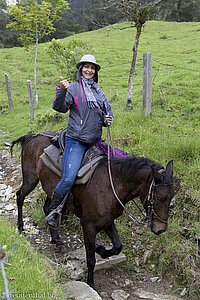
[27,80,35,121]
[143,53,152,116]
[4,73,13,111]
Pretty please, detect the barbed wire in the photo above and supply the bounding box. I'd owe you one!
[1,56,199,110]
[153,58,200,73]
[151,58,200,99]
[102,56,199,73]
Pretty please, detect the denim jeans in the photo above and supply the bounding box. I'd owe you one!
[54,136,90,196]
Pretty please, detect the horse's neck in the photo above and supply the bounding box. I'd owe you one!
[131,168,151,199]
[112,165,151,203]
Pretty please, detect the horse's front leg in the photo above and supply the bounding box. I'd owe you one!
[95,222,122,259]
[43,197,67,253]
[81,221,97,289]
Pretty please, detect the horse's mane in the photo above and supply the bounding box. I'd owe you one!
[99,155,164,179]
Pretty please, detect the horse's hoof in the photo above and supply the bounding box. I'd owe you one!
[95,244,105,257]
[18,227,24,234]
[58,244,67,254]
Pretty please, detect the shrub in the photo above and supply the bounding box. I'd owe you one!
[47,38,94,82]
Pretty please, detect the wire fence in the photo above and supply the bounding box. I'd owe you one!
[103,57,200,101]
[0,243,17,300]
[2,55,200,116]
[151,58,200,108]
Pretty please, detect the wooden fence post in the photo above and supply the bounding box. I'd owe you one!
[27,80,34,121]
[143,53,152,116]
[4,73,13,111]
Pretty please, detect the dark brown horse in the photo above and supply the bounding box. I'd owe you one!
[11,132,175,289]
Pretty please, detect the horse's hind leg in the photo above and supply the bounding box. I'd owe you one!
[95,222,122,259]
[17,179,39,233]
[43,197,67,253]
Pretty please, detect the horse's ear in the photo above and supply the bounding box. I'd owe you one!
[151,166,163,183]
[166,160,173,176]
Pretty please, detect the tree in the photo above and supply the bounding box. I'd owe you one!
[155,0,200,22]
[0,0,21,48]
[7,0,69,105]
[68,0,123,31]
[47,38,94,82]
[115,0,163,110]
[83,0,123,30]
[50,11,84,40]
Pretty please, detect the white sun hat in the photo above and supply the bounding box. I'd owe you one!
[76,54,101,70]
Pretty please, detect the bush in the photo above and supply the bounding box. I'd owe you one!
[47,38,94,82]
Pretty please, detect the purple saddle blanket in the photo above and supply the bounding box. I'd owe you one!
[95,139,128,159]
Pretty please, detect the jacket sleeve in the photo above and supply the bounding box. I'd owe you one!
[104,98,114,118]
[52,86,73,113]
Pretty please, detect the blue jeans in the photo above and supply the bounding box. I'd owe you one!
[54,136,90,196]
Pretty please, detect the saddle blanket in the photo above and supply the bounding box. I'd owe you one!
[40,144,104,185]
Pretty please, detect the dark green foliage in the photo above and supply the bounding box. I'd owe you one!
[1,0,200,48]
[47,38,94,82]
[41,12,84,43]
[68,0,123,30]
[153,0,200,22]
[0,0,21,48]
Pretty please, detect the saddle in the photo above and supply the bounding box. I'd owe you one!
[40,129,105,185]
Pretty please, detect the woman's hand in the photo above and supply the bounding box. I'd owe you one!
[104,114,113,127]
[60,76,70,90]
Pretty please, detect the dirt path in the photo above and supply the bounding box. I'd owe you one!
[0,148,185,300]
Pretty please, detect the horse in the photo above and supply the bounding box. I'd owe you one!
[11,131,175,289]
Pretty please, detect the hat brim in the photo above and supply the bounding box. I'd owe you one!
[76,61,101,71]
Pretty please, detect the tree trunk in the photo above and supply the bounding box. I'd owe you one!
[34,26,38,106]
[126,25,142,110]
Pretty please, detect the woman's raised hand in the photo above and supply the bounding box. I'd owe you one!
[60,76,70,90]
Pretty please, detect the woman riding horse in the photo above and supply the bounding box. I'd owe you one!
[45,54,114,228]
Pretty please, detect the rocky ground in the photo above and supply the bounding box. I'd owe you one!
[0,147,187,300]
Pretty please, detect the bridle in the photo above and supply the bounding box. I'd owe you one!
[143,179,169,227]
[107,127,172,227]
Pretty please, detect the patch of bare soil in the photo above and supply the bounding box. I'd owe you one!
[0,148,186,300]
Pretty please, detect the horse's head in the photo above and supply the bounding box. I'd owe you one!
[144,160,174,235]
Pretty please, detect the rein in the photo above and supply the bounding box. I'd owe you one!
[106,127,168,226]
[107,127,146,225]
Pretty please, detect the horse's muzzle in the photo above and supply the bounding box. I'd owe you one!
[151,221,168,235]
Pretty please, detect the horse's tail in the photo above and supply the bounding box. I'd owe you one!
[10,134,36,156]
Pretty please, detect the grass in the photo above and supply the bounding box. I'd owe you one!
[0,20,200,298]
[0,216,64,299]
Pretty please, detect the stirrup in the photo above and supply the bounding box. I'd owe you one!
[45,197,66,229]
[44,210,62,229]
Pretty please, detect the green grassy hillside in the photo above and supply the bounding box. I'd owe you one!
[0,21,200,298]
